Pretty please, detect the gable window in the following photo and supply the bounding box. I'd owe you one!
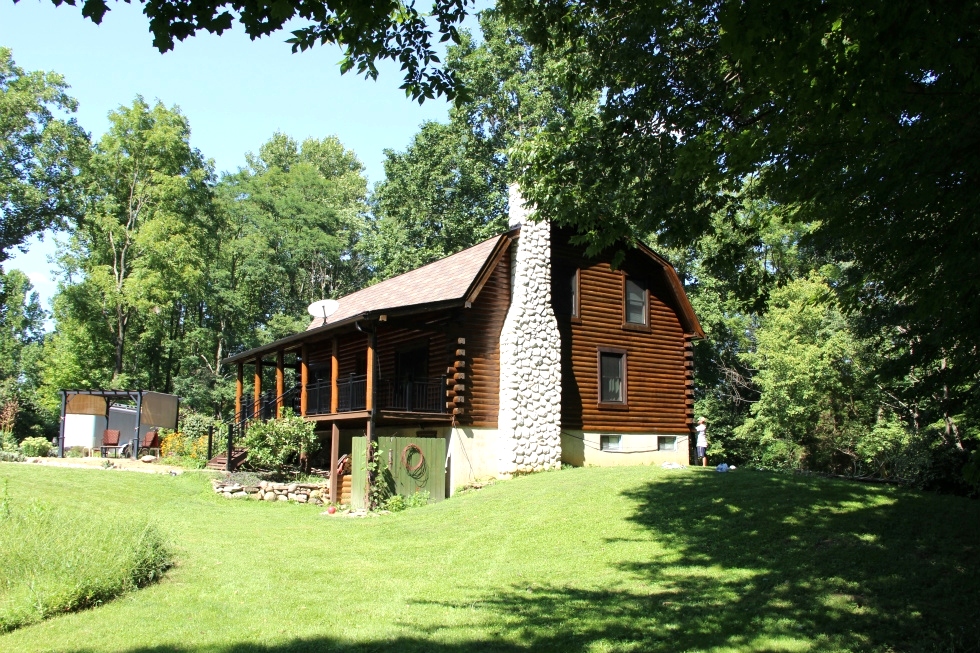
[598,348,627,404]
[624,277,647,325]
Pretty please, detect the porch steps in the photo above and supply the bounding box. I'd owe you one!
[207,448,248,471]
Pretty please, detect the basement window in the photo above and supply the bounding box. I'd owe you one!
[600,435,621,451]
[658,436,677,452]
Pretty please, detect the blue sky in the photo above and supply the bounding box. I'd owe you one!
[1,0,457,311]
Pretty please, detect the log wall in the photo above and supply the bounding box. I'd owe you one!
[456,245,511,428]
[553,227,692,433]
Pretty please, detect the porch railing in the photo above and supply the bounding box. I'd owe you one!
[377,376,447,414]
[239,385,300,421]
[337,374,367,413]
[305,379,333,415]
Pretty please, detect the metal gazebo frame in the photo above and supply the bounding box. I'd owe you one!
[57,389,180,460]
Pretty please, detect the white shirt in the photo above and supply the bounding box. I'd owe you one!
[696,424,707,448]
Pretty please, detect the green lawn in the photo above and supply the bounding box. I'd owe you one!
[0,462,977,653]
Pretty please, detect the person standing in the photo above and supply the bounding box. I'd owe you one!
[695,417,708,467]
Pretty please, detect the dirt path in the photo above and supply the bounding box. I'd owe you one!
[20,456,193,475]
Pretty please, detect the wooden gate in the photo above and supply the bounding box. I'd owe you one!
[350,435,446,509]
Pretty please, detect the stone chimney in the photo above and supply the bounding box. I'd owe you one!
[497,184,562,476]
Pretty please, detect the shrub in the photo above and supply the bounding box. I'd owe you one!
[189,434,213,461]
[405,490,430,508]
[0,492,172,632]
[384,494,406,512]
[242,409,318,472]
[160,411,220,464]
[0,451,25,463]
[65,446,85,458]
[0,431,17,453]
[160,430,187,458]
[19,437,51,458]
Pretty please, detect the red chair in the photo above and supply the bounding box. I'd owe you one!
[138,430,161,457]
[101,430,124,458]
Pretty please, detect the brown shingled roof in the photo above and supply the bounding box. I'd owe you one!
[306,234,509,330]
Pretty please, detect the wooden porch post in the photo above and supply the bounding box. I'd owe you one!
[330,337,339,414]
[276,349,285,418]
[365,330,376,507]
[253,358,263,417]
[365,332,375,412]
[300,345,308,417]
[235,363,243,422]
[329,423,339,504]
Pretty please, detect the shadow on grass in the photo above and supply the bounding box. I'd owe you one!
[72,472,980,653]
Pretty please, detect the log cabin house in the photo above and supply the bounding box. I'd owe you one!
[222,187,703,504]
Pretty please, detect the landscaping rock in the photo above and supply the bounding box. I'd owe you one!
[141,455,156,463]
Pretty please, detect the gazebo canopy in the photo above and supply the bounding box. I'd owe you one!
[58,389,180,459]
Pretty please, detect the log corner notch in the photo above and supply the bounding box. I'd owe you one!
[446,337,467,416]
[684,335,696,427]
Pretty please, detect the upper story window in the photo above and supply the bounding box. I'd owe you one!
[624,277,647,325]
[553,266,580,319]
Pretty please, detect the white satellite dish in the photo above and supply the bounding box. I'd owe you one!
[307,299,340,319]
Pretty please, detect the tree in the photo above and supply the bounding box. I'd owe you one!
[0,269,45,381]
[366,9,591,279]
[223,133,369,312]
[498,0,979,439]
[366,121,507,280]
[168,133,368,416]
[0,46,88,262]
[43,0,472,100]
[60,97,214,384]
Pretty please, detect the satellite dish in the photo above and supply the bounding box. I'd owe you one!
[307,299,340,319]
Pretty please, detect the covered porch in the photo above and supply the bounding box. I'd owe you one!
[222,312,466,506]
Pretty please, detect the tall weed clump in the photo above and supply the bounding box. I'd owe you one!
[0,482,172,632]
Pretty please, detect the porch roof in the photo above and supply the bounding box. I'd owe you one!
[223,233,512,365]
[306,234,508,330]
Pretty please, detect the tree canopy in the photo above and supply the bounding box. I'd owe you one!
[43,0,474,100]
[0,46,88,262]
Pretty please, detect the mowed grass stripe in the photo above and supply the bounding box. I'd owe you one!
[0,463,977,652]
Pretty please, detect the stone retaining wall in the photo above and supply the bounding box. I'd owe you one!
[212,479,329,504]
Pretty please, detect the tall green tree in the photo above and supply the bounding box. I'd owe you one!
[0,46,88,261]
[0,269,45,381]
[0,269,55,439]
[173,133,368,415]
[367,121,507,280]
[225,133,368,313]
[503,0,980,412]
[366,9,592,279]
[56,97,213,385]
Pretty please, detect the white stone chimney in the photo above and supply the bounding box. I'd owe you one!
[497,184,562,476]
